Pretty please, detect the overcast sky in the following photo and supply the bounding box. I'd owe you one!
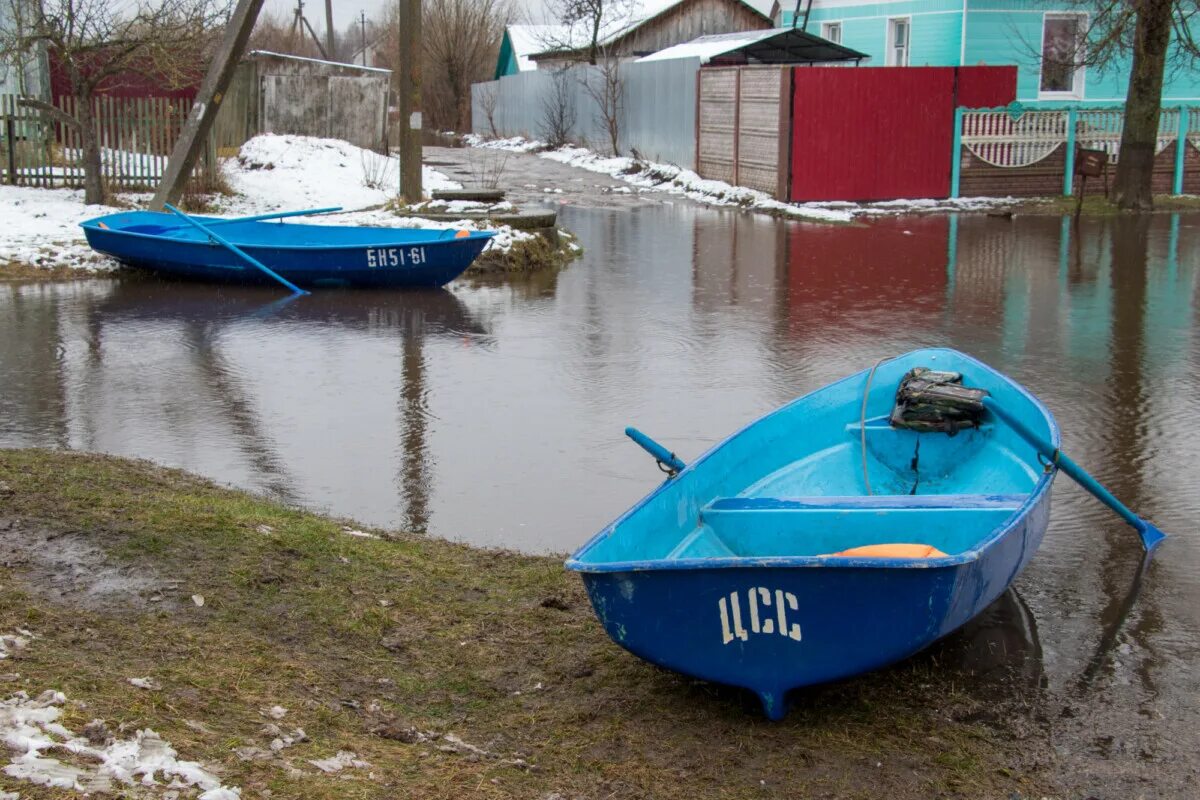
[261,0,549,34]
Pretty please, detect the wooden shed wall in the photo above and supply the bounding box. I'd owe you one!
[211,56,390,151]
[616,0,770,56]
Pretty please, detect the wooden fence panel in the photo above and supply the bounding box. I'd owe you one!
[697,68,737,185]
[735,66,786,197]
[0,94,216,189]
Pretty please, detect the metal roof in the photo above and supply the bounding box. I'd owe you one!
[639,27,869,65]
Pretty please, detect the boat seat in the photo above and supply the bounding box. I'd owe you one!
[707,494,1027,512]
[665,526,737,560]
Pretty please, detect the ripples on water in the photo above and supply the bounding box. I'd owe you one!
[2,206,1199,790]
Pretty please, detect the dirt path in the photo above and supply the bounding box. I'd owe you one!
[424,145,697,212]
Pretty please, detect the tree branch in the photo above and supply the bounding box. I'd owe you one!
[16,97,82,129]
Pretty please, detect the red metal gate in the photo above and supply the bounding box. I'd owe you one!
[788,67,1014,202]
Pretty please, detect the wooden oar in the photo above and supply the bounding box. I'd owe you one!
[983,396,1167,553]
[164,204,309,296]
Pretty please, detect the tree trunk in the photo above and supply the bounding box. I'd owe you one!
[1113,0,1174,210]
[74,89,105,205]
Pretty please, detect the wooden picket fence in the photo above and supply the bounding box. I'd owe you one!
[0,94,216,189]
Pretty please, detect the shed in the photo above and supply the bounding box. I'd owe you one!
[494,25,574,78]
[528,0,775,65]
[213,51,391,152]
[638,28,869,65]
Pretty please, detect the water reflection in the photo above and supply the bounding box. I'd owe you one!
[3,205,1198,789]
[925,587,1044,696]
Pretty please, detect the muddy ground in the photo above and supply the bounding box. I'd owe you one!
[0,449,1076,799]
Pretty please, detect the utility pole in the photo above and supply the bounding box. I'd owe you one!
[324,0,335,61]
[360,11,367,66]
[291,0,328,59]
[151,0,266,210]
[397,0,422,201]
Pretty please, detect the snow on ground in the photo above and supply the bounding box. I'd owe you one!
[0,632,240,798]
[464,134,1026,220]
[0,186,122,272]
[217,134,461,216]
[0,134,509,275]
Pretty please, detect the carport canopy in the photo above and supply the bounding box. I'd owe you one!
[637,28,870,66]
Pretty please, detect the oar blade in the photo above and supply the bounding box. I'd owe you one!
[1138,521,1168,553]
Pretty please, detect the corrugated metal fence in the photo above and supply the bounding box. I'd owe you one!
[471,58,700,168]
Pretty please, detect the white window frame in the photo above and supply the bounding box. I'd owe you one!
[822,21,843,45]
[1038,12,1087,100]
[886,17,911,67]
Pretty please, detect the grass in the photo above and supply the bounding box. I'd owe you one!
[1016,192,1200,216]
[470,230,581,274]
[0,260,90,281]
[0,450,1052,799]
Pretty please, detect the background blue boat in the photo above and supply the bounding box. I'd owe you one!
[81,210,495,289]
[567,348,1060,720]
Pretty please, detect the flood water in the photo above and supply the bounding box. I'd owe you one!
[3,206,1199,791]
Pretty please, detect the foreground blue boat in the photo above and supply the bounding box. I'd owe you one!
[567,348,1060,720]
[81,210,495,289]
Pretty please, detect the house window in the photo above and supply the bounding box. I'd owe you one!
[822,22,842,44]
[887,18,910,66]
[1040,13,1086,96]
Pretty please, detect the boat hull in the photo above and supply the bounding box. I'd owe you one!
[81,213,493,289]
[577,489,1048,719]
[567,348,1060,719]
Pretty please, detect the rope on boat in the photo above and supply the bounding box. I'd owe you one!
[1038,449,1062,473]
[860,357,890,496]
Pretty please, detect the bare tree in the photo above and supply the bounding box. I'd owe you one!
[425,0,511,132]
[372,0,510,133]
[0,0,227,204]
[539,67,576,147]
[248,10,323,58]
[581,48,622,154]
[478,80,500,137]
[540,0,633,65]
[1021,0,1200,209]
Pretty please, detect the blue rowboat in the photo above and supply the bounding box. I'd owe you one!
[566,348,1059,720]
[81,210,495,289]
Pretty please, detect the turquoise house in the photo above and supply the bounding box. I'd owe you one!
[781,0,1200,104]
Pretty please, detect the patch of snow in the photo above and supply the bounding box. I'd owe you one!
[199,788,241,800]
[0,689,238,797]
[466,136,1031,222]
[221,134,460,216]
[307,750,369,773]
[0,633,30,661]
[0,187,120,272]
[467,137,851,222]
[342,526,379,539]
[299,206,537,257]
[462,134,542,153]
[0,133,461,276]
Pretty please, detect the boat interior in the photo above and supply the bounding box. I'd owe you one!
[87,212,488,246]
[573,351,1056,566]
